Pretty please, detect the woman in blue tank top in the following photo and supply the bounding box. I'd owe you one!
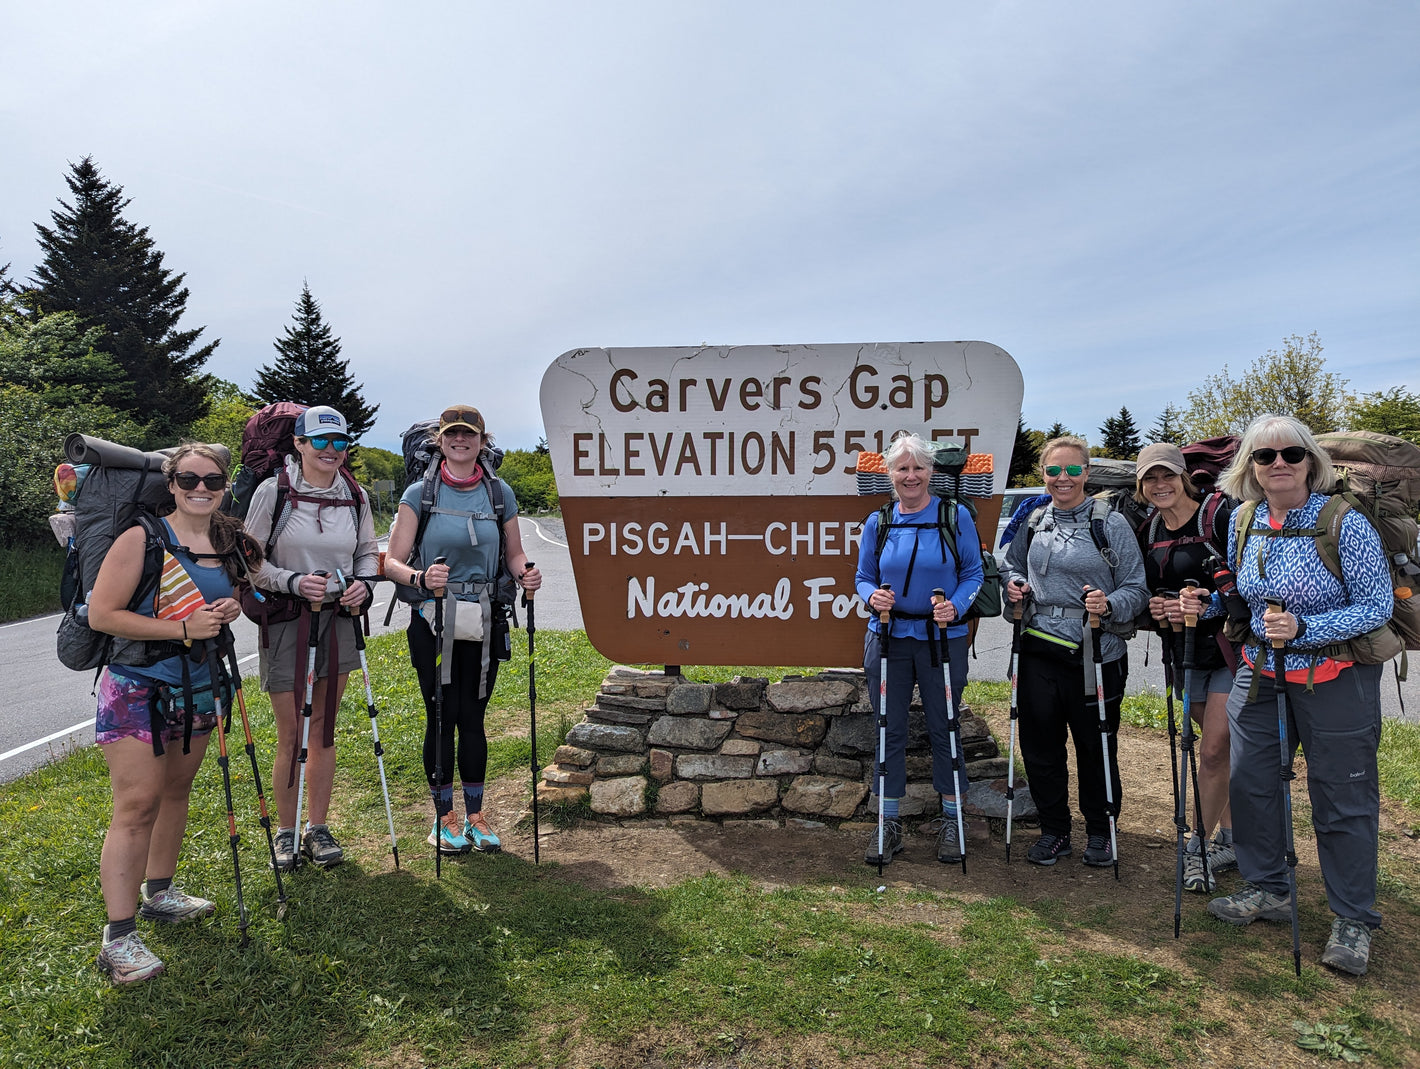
[87,443,252,984]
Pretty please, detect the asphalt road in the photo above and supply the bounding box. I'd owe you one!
[0,518,580,784]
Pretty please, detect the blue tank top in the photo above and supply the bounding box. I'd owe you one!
[111,520,234,687]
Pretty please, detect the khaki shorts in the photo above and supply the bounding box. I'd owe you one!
[258,610,362,693]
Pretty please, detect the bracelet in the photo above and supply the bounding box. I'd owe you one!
[181,619,188,641]
[414,570,426,594]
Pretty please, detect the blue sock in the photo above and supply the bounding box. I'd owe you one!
[463,784,485,816]
[883,797,900,819]
[431,784,454,816]
[942,799,959,817]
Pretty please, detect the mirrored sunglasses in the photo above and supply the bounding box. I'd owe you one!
[440,407,483,428]
[306,435,350,452]
[173,472,228,491]
[1251,446,1307,465]
[1044,464,1084,477]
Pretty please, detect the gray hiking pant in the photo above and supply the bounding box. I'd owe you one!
[1227,663,1383,928]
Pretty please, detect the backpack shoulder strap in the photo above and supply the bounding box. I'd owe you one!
[482,456,510,576]
[1314,495,1351,583]
[265,467,293,558]
[1089,496,1119,568]
[410,463,441,560]
[873,503,893,560]
[1231,499,1259,573]
[937,497,961,567]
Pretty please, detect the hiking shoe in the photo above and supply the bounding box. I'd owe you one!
[864,820,904,866]
[272,828,297,872]
[463,813,502,853]
[1182,850,1216,893]
[1208,883,1291,926]
[1083,834,1115,867]
[429,812,472,854]
[98,927,164,984]
[936,817,963,864]
[1026,833,1072,866]
[1207,838,1238,874]
[301,824,344,867]
[1320,917,1372,976]
[139,882,215,923]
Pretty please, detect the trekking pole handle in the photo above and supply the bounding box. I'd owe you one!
[877,583,892,627]
[1265,597,1288,649]
[1011,583,1024,622]
[431,557,448,599]
[309,570,330,612]
[1083,584,1103,629]
[523,561,535,603]
[1182,579,1200,629]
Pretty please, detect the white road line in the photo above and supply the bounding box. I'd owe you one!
[0,612,62,629]
[1,719,92,763]
[522,516,568,548]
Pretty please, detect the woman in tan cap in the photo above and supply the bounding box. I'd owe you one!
[384,405,541,855]
[1134,441,1237,892]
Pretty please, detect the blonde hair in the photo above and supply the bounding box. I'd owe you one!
[1040,436,1090,473]
[1218,414,1336,502]
[1133,467,1200,507]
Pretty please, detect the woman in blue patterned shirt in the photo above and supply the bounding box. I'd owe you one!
[1181,414,1392,976]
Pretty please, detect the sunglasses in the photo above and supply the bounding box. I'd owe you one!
[1044,464,1084,477]
[173,472,228,491]
[1251,446,1307,466]
[440,407,483,430]
[304,435,351,452]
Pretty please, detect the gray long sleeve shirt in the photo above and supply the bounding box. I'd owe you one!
[1002,498,1149,663]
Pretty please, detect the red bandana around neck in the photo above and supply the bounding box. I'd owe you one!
[440,460,484,490]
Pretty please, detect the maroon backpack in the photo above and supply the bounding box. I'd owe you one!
[227,402,311,520]
[1180,435,1240,492]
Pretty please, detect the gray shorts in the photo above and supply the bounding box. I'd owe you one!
[258,610,362,692]
[1185,664,1233,703]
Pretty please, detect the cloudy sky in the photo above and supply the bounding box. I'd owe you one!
[3,2,1415,452]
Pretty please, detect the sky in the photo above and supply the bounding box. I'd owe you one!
[2,2,1416,454]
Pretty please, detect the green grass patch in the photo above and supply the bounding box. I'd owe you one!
[0,539,65,622]
[1379,717,1420,817]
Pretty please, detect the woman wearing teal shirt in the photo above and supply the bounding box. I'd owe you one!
[384,405,542,854]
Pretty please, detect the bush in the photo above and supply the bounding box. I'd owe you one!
[499,448,559,511]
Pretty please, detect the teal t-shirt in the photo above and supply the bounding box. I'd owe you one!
[401,475,519,583]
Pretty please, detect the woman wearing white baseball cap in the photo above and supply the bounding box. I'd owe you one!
[246,405,379,871]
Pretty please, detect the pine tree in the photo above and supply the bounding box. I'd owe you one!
[1007,415,1041,487]
[1098,406,1141,459]
[28,157,215,439]
[252,282,378,439]
[1043,421,1073,442]
[1147,404,1188,445]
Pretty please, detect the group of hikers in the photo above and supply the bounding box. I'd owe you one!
[88,405,540,984]
[857,414,1395,979]
[80,401,1398,986]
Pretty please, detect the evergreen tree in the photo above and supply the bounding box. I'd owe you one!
[252,282,378,439]
[1007,415,1041,487]
[28,157,215,440]
[1043,421,1073,442]
[1098,406,1141,459]
[1147,403,1188,445]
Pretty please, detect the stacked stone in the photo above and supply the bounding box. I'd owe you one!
[538,666,1029,824]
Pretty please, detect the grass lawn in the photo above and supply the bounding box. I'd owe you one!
[2,629,1418,1068]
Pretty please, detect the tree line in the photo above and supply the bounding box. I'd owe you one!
[1006,333,1420,486]
[1,158,555,550]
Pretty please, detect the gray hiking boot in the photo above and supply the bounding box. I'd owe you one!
[864,820,904,866]
[98,926,164,984]
[1208,883,1290,926]
[1182,849,1216,893]
[1320,917,1372,976]
[301,824,344,867]
[937,817,963,865]
[1207,838,1238,874]
[139,882,215,923]
[1027,832,1072,866]
[272,828,297,872]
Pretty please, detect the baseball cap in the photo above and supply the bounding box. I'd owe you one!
[1135,442,1186,482]
[439,405,484,435]
[294,406,349,439]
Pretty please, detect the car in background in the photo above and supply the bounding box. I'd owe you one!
[994,486,1048,564]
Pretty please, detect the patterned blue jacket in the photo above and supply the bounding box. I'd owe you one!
[1206,492,1393,674]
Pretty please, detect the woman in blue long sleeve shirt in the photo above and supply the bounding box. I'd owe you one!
[1182,414,1392,976]
[855,433,984,867]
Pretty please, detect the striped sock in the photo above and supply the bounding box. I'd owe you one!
[883,797,900,820]
[463,783,485,816]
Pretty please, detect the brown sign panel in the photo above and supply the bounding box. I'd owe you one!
[541,342,1023,667]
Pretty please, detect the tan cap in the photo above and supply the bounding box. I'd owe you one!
[1135,442,1187,483]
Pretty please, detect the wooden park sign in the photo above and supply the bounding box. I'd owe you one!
[540,342,1023,667]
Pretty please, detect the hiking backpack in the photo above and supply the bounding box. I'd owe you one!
[1023,494,1140,639]
[54,434,224,672]
[384,418,516,614]
[1180,435,1241,493]
[226,402,310,520]
[1229,430,1420,670]
[869,441,1003,623]
[1084,457,1149,534]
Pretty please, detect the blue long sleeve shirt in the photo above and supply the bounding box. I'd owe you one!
[855,499,985,641]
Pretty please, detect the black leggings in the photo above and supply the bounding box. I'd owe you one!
[407,614,499,788]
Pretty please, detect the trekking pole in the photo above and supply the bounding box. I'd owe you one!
[1086,595,1120,881]
[931,589,968,874]
[1005,590,1024,863]
[291,572,328,872]
[220,629,287,917]
[1180,580,1210,893]
[874,583,891,876]
[206,640,249,946]
[432,556,448,881]
[339,571,400,871]
[522,563,541,864]
[1157,596,1186,937]
[1266,596,1303,978]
